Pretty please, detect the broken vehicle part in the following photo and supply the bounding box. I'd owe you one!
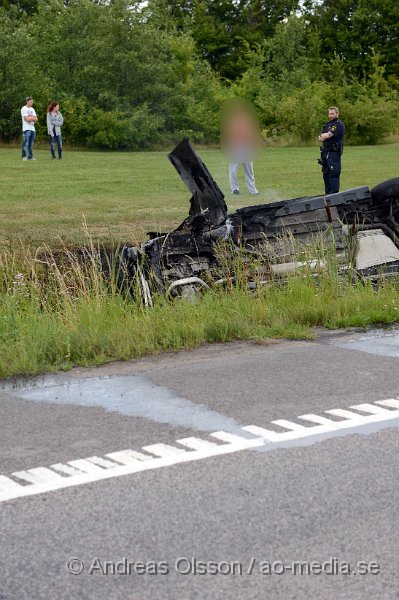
[168,138,228,229]
[117,139,399,298]
[355,229,399,276]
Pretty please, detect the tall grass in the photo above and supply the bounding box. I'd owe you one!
[1,239,398,379]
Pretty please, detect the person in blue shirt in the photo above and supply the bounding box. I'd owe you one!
[318,106,346,194]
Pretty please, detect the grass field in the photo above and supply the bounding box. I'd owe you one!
[1,143,398,248]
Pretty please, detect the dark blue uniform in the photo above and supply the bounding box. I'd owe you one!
[320,118,346,194]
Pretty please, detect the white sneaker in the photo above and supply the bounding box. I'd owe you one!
[22,157,27,161]
[30,157,36,161]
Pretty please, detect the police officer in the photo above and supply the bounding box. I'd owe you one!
[318,106,346,194]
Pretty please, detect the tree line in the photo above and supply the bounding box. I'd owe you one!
[0,0,398,148]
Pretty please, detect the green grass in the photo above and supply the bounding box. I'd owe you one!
[1,264,399,379]
[1,143,398,248]
[1,143,399,378]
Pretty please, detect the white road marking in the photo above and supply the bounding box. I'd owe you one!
[67,459,111,475]
[142,443,188,458]
[349,403,391,415]
[297,414,336,426]
[238,425,280,441]
[0,475,25,495]
[105,449,154,464]
[209,431,254,444]
[84,456,120,469]
[176,437,219,450]
[271,419,308,431]
[376,399,399,409]
[13,467,65,485]
[1,397,399,504]
[51,463,84,476]
[325,408,367,420]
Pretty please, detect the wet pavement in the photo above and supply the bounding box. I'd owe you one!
[6,375,246,435]
[328,326,399,357]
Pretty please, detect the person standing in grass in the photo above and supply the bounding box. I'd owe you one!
[21,96,38,161]
[221,98,261,196]
[318,106,346,194]
[47,102,64,159]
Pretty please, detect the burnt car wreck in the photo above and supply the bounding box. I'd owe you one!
[117,139,399,302]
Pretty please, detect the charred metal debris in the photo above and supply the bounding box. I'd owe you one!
[116,139,399,302]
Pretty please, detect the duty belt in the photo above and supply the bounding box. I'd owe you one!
[320,143,343,154]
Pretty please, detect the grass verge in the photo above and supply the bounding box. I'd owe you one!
[1,245,398,378]
[1,144,398,378]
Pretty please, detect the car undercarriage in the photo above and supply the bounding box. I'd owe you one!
[116,139,399,302]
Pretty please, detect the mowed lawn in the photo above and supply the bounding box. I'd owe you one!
[1,143,398,248]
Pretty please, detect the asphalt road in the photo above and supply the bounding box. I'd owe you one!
[1,328,399,600]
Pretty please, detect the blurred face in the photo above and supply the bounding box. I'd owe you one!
[53,104,59,112]
[328,109,338,120]
[26,99,33,107]
[221,99,260,157]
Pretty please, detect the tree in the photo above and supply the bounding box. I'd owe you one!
[0,0,225,146]
[0,0,39,15]
[147,0,300,79]
[304,0,399,83]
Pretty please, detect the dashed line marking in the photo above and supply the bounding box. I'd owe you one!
[376,399,399,409]
[105,449,154,464]
[13,467,65,485]
[297,414,334,426]
[1,397,399,504]
[176,437,219,450]
[142,443,188,458]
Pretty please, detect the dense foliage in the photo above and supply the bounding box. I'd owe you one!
[0,0,398,148]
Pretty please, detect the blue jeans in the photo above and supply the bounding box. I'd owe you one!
[49,133,62,159]
[22,130,35,159]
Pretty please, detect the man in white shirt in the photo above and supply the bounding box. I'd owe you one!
[21,96,38,160]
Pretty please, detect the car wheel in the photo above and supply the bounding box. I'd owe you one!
[371,177,399,205]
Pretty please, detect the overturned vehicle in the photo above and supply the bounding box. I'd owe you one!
[117,139,399,302]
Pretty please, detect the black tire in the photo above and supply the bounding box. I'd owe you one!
[371,177,399,205]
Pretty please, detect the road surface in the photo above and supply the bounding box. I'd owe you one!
[1,327,399,599]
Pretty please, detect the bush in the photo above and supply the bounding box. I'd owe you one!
[339,91,399,145]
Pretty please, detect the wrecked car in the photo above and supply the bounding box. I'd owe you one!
[116,138,399,302]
